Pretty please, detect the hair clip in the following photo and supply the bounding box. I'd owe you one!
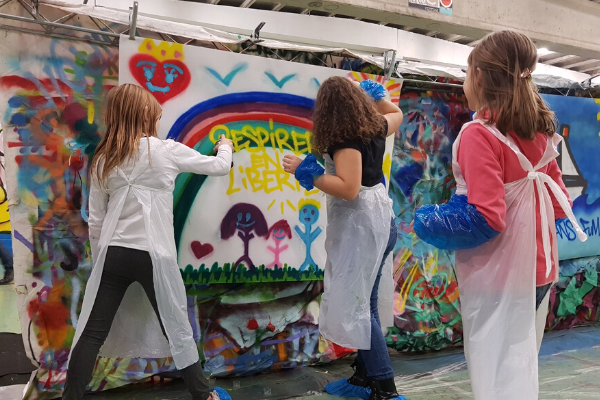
[520,68,532,80]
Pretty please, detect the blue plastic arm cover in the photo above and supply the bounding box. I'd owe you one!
[294,154,325,191]
[414,195,500,251]
[359,79,387,101]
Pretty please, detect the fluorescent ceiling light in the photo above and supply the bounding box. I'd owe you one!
[537,47,554,56]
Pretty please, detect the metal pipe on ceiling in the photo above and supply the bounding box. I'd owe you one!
[0,22,117,46]
[0,11,120,37]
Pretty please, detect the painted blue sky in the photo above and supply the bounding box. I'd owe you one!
[542,94,600,203]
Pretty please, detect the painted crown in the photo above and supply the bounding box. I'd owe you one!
[138,39,185,62]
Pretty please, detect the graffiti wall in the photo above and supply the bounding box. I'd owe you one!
[548,255,600,330]
[543,95,600,260]
[543,95,600,330]
[0,31,121,397]
[0,33,403,397]
[119,37,399,284]
[0,126,13,282]
[384,90,600,352]
[385,88,469,351]
[2,28,599,400]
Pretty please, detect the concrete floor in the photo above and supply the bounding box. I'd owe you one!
[0,277,20,334]
[4,325,600,400]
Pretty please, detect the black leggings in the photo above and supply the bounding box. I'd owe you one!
[63,246,210,400]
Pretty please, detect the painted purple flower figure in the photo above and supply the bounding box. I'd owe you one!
[221,203,268,270]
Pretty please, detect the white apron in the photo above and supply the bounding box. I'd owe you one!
[453,121,587,399]
[68,149,199,370]
[319,155,394,350]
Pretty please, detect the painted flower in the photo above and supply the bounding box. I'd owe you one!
[247,319,259,330]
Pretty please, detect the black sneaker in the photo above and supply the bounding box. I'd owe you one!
[0,269,13,285]
[369,379,408,400]
[348,359,369,388]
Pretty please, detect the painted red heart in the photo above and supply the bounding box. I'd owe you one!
[191,241,214,260]
[129,54,191,104]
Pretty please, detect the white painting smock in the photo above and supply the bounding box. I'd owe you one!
[319,155,394,350]
[69,138,232,369]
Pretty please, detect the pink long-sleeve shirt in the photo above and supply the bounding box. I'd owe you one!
[457,122,571,286]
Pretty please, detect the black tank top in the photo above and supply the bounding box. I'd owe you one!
[328,119,388,187]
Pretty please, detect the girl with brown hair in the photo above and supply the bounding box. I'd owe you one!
[413,31,587,399]
[283,76,406,400]
[63,84,234,400]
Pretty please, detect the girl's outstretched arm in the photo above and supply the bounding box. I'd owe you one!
[167,135,233,176]
[413,125,503,251]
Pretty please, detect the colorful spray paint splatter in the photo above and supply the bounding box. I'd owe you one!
[3,31,600,400]
[386,88,469,351]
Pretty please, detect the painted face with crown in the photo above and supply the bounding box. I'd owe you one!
[129,39,191,104]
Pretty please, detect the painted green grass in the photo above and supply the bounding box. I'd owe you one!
[180,263,324,284]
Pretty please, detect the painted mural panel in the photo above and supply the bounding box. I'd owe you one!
[0,126,13,284]
[386,88,469,351]
[3,29,599,399]
[548,255,600,330]
[542,95,600,260]
[0,31,119,397]
[385,91,600,352]
[118,38,399,284]
[0,33,402,397]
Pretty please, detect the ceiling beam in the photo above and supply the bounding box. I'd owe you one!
[578,63,600,73]
[446,34,465,42]
[240,0,255,8]
[561,58,600,69]
[543,54,579,65]
[539,53,563,63]
[272,3,283,11]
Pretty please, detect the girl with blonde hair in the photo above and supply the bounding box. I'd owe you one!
[63,84,233,400]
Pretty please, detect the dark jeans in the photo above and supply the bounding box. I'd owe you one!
[63,246,210,400]
[0,241,13,272]
[536,283,552,310]
[356,219,397,381]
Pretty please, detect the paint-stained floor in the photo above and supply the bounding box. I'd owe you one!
[0,279,20,334]
[4,326,600,400]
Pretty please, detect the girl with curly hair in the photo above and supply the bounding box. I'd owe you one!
[283,76,405,400]
[64,84,233,400]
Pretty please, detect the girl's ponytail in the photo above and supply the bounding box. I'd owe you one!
[468,30,557,140]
